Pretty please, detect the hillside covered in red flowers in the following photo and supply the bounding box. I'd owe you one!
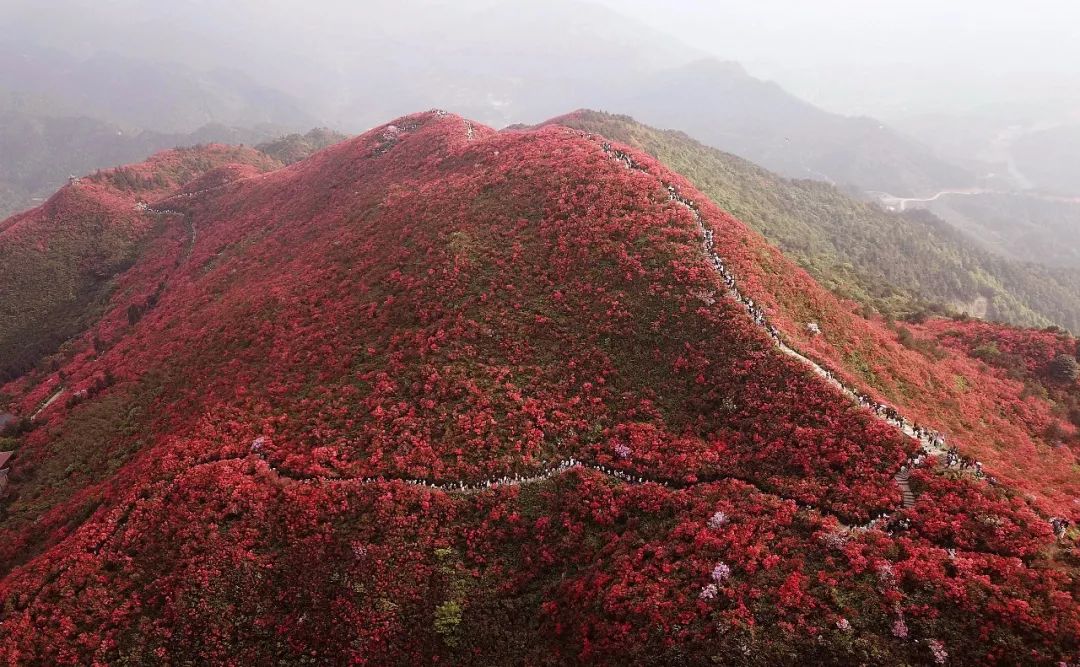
[0,111,1077,664]
[0,145,282,384]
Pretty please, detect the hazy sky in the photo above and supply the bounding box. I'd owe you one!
[3,0,1079,125]
[592,0,1080,119]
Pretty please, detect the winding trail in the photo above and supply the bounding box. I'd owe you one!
[16,170,281,425]
[238,124,979,533]
[183,218,197,262]
[868,188,988,212]
[30,387,65,421]
[869,187,1080,212]
[262,453,878,530]
[150,121,978,531]
[24,174,249,423]
[143,171,277,263]
[37,116,990,533]
[595,137,974,525]
[895,467,916,509]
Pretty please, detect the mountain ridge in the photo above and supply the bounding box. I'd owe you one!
[0,110,1075,664]
[549,109,1080,333]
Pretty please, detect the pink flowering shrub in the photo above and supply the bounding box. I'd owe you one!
[711,561,732,582]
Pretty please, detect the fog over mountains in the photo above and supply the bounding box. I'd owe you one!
[0,0,980,196]
[2,3,1080,663]
[2,1,1078,260]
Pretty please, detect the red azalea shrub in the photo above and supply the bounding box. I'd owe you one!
[0,111,1075,663]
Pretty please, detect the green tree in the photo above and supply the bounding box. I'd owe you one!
[1048,354,1080,383]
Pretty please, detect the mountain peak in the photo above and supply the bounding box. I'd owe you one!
[0,111,1075,664]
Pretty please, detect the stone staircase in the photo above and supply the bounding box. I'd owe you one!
[895,467,916,509]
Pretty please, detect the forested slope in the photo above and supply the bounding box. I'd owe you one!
[553,111,1080,333]
[0,145,281,382]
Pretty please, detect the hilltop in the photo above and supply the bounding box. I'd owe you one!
[0,111,1075,664]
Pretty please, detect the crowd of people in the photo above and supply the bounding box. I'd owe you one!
[659,160,947,464]
[251,444,667,495]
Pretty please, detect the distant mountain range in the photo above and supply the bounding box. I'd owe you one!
[1012,124,1080,197]
[0,42,315,133]
[254,127,349,165]
[601,59,976,197]
[919,190,1080,269]
[0,0,972,198]
[0,3,1076,661]
[0,101,282,219]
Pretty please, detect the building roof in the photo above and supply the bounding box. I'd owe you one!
[0,451,13,469]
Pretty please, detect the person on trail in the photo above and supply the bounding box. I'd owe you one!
[1051,517,1069,538]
